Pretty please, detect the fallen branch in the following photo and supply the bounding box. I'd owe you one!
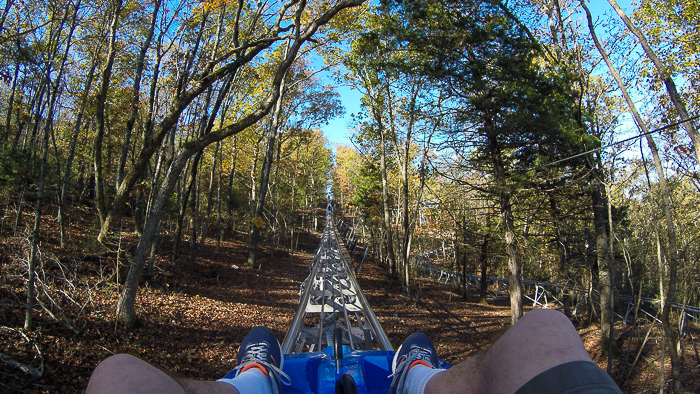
[625,316,658,380]
[0,352,42,377]
[59,252,113,264]
[36,277,80,335]
[0,326,44,378]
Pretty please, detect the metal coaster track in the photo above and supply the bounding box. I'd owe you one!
[282,207,393,355]
[413,248,700,328]
[271,207,399,393]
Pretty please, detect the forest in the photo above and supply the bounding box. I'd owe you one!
[0,0,698,392]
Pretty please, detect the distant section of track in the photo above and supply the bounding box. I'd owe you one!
[282,208,393,355]
[413,249,699,329]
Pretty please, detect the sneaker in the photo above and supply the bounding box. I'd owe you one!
[231,326,290,394]
[389,332,439,394]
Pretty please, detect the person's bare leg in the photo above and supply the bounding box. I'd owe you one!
[425,309,593,394]
[86,354,238,394]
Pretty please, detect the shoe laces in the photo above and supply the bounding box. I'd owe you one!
[389,345,434,392]
[234,343,291,387]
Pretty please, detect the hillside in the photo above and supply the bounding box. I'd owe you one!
[1,208,698,393]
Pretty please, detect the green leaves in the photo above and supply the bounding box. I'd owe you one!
[0,146,35,196]
[348,161,383,220]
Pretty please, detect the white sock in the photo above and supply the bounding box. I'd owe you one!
[402,365,445,394]
[217,367,272,394]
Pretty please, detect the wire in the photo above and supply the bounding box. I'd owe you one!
[427,114,700,190]
[538,114,700,170]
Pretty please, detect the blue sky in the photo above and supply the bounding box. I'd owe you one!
[320,83,361,148]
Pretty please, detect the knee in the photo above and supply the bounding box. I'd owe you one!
[520,309,571,329]
[517,309,588,354]
[511,309,583,346]
[95,353,143,372]
[88,354,145,392]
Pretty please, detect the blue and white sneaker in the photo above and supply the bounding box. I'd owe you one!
[389,332,439,394]
[230,326,290,394]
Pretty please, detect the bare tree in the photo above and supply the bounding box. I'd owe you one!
[25,0,77,330]
[582,1,682,390]
[116,0,161,192]
[248,68,287,269]
[93,0,124,229]
[606,0,700,165]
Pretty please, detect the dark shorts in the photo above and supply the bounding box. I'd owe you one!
[515,361,623,394]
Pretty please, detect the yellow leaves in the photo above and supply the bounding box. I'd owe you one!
[332,145,363,200]
[200,0,236,13]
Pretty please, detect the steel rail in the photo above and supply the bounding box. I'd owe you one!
[282,227,327,353]
[332,223,393,351]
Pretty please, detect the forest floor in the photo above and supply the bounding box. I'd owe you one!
[0,207,698,393]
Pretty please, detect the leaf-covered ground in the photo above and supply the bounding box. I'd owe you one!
[1,209,698,393]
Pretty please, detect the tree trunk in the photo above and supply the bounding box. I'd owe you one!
[399,92,414,298]
[4,53,19,141]
[645,134,682,393]
[248,71,287,269]
[182,77,235,254]
[173,154,201,254]
[215,130,226,247]
[550,195,573,317]
[46,0,81,248]
[144,150,166,277]
[378,120,397,277]
[25,79,48,153]
[0,0,15,36]
[586,225,599,324]
[270,136,283,252]
[589,153,615,363]
[363,73,397,277]
[97,23,251,244]
[24,0,76,327]
[403,100,438,300]
[59,58,96,248]
[201,141,220,253]
[11,73,43,151]
[487,124,522,324]
[188,159,202,263]
[24,93,51,331]
[461,223,467,299]
[115,159,185,327]
[226,135,238,232]
[194,11,229,255]
[98,0,354,243]
[479,237,489,305]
